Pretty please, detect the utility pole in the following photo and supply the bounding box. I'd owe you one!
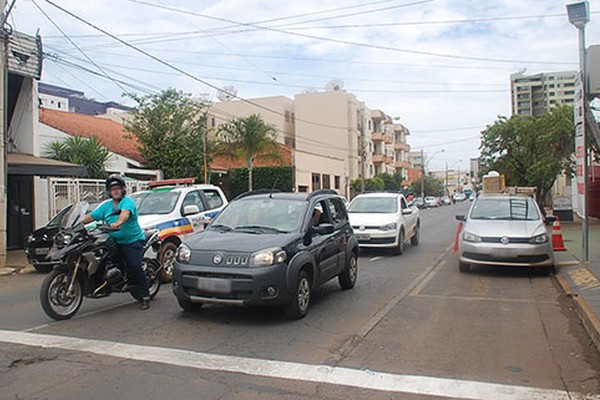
[420,149,424,198]
[0,0,10,269]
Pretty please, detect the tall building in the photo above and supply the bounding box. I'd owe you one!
[510,71,577,116]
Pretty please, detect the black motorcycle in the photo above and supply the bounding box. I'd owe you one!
[40,202,163,320]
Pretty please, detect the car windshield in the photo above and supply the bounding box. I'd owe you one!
[348,196,398,213]
[470,197,540,221]
[131,191,180,215]
[211,197,307,233]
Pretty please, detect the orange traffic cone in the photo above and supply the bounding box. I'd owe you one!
[453,221,463,253]
[551,217,567,252]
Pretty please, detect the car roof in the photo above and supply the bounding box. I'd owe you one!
[352,192,403,198]
[134,184,221,194]
[234,189,343,203]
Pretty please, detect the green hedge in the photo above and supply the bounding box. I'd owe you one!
[222,166,294,199]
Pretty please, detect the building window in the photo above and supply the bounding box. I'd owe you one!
[298,185,308,193]
[334,175,341,189]
[322,174,330,189]
[312,173,321,191]
[57,102,61,109]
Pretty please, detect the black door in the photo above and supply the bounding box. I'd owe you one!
[7,175,33,250]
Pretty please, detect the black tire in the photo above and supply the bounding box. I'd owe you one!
[40,269,83,320]
[410,224,420,246]
[338,253,358,290]
[129,260,161,302]
[459,261,470,273]
[392,229,405,255]
[33,264,53,273]
[159,242,178,283]
[177,297,203,312]
[285,271,311,319]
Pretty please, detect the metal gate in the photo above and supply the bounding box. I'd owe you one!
[48,178,149,217]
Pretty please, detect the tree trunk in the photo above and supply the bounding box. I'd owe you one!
[248,166,253,192]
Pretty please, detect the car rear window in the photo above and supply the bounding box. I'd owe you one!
[470,198,540,221]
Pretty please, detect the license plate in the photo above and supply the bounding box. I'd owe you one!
[491,249,517,258]
[197,279,232,294]
[355,233,371,240]
[34,247,50,255]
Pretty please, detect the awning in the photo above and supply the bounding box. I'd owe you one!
[7,153,87,176]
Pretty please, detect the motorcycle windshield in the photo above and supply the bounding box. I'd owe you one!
[62,201,93,228]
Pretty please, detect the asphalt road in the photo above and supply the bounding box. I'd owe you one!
[1,201,599,399]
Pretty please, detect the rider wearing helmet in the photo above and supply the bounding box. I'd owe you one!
[82,174,150,310]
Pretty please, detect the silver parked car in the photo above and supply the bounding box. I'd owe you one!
[455,193,555,274]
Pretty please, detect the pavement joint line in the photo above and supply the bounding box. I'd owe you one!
[0,329,589,400]
[412,294,556,304]
[408,260,446,297]
[328,245,453,365]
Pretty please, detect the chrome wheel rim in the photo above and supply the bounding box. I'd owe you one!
[348,256,358,283]
[48,273,81,316]
[163,248,176,279]
[297,277,310,312]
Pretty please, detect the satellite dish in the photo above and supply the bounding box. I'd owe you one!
[325,79,345,92]
[217,85,238,101]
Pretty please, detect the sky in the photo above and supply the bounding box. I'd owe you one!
[8,0,600,172]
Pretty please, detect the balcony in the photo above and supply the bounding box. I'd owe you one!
[372,132,383,142]
[383,135,393,145]
[394,142,410,151]
[395,161,411,170]
[372,154,394,164]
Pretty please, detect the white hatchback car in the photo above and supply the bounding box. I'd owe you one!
[348,192,420,255]
[130,179,228,280]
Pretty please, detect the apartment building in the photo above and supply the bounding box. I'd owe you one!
[209,90,412,197]
[510,71,577,116]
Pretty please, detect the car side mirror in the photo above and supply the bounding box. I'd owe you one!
[544,215,557,226]
[455,215,466,221]
[313,223,335,235]
[402,208,413,215]
[183,205,200,216]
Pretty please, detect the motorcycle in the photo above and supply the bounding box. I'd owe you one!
[40,202,163,320]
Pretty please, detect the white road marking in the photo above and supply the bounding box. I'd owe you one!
[369,256,384,262]
[0,330,587,400]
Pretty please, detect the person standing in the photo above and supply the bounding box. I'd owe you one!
[82,174,150,310]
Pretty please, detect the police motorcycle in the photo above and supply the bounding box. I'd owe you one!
[40,202,163,320]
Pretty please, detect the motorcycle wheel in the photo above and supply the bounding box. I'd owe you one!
[129,259,161,301]
[40,269,83,320]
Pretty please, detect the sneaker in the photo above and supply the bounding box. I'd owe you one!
[140,297,150,310]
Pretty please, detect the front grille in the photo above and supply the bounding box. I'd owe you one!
[463,252,550,263]
[353,226,382,231]
[481,237,531,244]
[183,271,252,280]
[358,237,396,245]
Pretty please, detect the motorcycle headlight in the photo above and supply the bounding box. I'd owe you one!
[380,222,397,231]
[54,233,73,247]
[249,247,287,267]
[176,244,192,264]
[462,231,482,243]
[529,233,549,244]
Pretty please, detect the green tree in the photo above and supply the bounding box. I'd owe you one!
[44,136,109,179]
[124,88,211,180]
[479,104,574,206]
[350,177,385,193]
[378,172,405,191]
[409,174,444,197]
[217,114,282,191]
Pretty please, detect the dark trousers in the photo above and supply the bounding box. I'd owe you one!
[121,240,149,299]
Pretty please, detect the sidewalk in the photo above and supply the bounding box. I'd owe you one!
[0,250,35,276]
[553,215,600,352]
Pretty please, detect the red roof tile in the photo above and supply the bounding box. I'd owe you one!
[39,108,144,163]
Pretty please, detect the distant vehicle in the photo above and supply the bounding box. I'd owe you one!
[441,196,452,205]
[453,193,467,202]
[424,196,439,208]
[455,193,556,274]
[412,197,426,209]
[348,192,420,255]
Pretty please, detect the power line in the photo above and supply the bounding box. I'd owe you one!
[123,0,576,66]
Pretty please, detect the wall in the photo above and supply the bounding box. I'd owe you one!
[8,78,38,155]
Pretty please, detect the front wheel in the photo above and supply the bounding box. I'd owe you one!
[410,224,420,246]
[159,242,178,282]
[391,229,405,256]
[177,297,203,312]
[146,258,161,299]
[338,254,358,290]
[40,269,83,320]
[285,271,311,319]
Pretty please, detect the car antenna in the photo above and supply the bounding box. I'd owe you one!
[269,175,280,198]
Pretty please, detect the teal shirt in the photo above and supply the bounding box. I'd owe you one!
[90,197,145,245]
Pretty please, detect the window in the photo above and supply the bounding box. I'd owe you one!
[57,102,61,109]
[312,173,321,191]
[325,198,347,226]
[211,117,216,127]
[298,185,309,193]
[322,174,331,189]
[202,189,224,209]
[181,190,205,214]
[400,197,408,209]
[334,175,341,189]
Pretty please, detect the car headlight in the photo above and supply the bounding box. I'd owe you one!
[462,231,482,243]
[380,222,397,231]
[176,244,192,264]
[249,247,287,267]
[529,233,549,244]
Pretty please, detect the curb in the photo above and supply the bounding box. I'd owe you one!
[555,271,600,353]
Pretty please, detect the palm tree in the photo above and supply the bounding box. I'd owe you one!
[44,136,110,179]
[217,114,282,191]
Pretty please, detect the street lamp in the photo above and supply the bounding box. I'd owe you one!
[567,1,590,262]
[420,149,445,198]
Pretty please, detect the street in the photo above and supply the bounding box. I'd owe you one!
[1,202,599,399]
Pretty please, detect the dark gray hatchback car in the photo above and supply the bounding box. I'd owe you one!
[172,190,359,319]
